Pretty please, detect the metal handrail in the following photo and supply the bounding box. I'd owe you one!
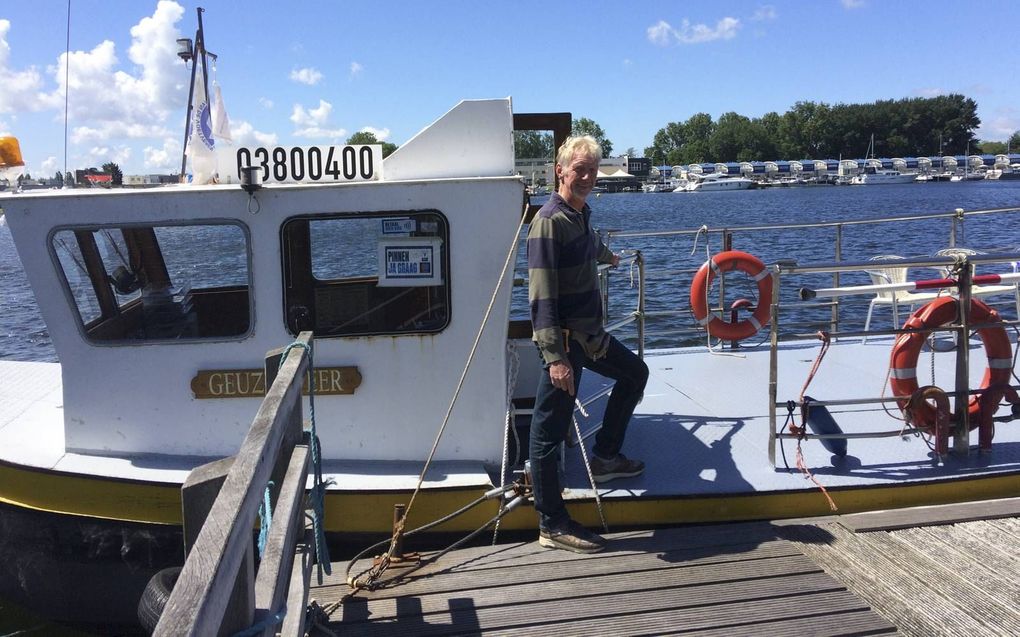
[604,205,1020,240]
[767,251,1020,465]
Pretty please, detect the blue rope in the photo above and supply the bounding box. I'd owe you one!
[278,340,332,576]
[231,607,285,637]
[257,481,274,558]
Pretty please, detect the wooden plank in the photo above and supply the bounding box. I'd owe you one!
[956,519,1020,568]
[838,497,1020,532]
[154,332,311,637]
[280,529,315,637]
[864,527,1020,634]
[180,455,254,634]
[338,554,823,624]
[329,539,801,602]
[788,523,1000,636]
[678,610,899,636]
[324,522,787,592]
[252,443,310,636]
[341,574,852,637]
[895,525,1020,609]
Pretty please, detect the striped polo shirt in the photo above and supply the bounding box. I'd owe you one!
[527,193,614,365]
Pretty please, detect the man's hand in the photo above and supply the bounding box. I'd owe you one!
[549,361,575,396]
[610,253,620,267]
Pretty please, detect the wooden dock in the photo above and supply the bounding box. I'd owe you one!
[309,499,1019,636]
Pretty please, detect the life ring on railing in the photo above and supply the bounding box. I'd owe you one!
[690,250,773,341]
[889,296,1013,432]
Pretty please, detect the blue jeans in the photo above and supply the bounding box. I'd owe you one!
[529,334,649,530]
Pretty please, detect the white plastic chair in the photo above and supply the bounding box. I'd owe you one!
[863,255,941,343]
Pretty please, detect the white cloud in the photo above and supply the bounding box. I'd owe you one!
[841,0,866,8]
[912,87,947,98]
[258,97,274,109]
[752,5,777,21]
[290,67,323,85]
[359,126,390,141]
[230,120,278,146]
[82,144,131,168]
[349,61,363,79]
[0,19,45,114]
[290,100,333,127]
[293,126,347,140]
[143,138,180,170]
[647,17,740,46]
[977,109,1020,141]
[42,2,186,123]
[40,156,58,174]
[290,100,345,140]
[71,121,172,144]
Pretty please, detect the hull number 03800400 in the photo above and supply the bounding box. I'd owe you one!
[236,144,382,184]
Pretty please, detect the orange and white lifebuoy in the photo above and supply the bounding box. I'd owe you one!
[889,296,1013,432]
[690,250,773,341]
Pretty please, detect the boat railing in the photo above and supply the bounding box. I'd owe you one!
[155,332,316,636]
[766,254,1020,466]
[593,205,1020,349]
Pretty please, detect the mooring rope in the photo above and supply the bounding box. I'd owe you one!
[256,480,274,558]
[493,338,521,545]
[357,205,529,589]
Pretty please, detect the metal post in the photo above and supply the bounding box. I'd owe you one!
[832,224,842,334]
[719,230,731,328]
[767,265,782,466]
[953,261,972,455]
[179,8,208,179]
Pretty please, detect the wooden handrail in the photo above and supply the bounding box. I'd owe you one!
[155,332,315,636]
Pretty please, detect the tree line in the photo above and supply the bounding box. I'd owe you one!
[514,95,1020,165]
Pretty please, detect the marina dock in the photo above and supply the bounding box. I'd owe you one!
[311,498,1019,636]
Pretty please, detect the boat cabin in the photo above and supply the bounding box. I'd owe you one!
[1,99,533,465]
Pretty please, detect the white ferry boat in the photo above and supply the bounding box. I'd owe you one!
[2,99,1020,629]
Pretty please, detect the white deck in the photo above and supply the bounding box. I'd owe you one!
[559,333,1020,501]
[2,333,1017,499]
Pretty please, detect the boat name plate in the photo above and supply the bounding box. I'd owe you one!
[190,366,362,399]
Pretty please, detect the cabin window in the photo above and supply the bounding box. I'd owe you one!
[281,211,450,337]
[51,223,251,342]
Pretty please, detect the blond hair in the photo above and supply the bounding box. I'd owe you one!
[556,135,602,167]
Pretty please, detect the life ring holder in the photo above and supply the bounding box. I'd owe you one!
[889,296,1013,432]
[690,250,774,341]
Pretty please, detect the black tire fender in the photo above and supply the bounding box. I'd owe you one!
[137,566,181,635]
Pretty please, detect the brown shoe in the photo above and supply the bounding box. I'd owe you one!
[591,453,645,484]
[538,520,605,554]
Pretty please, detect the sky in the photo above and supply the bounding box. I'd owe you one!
[2,0,1019,177]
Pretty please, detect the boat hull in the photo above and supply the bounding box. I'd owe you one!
[0,501,183,632]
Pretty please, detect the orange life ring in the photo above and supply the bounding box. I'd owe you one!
[690,250,773,341]
[889,296,1013,432]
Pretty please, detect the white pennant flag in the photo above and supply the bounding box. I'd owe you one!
[211,81,232,142]
[187,60,217,184]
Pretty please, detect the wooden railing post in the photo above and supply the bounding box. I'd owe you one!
[155,332,314,636]
[181,457,254,635]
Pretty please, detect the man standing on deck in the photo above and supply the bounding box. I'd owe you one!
[527,135,649,554]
